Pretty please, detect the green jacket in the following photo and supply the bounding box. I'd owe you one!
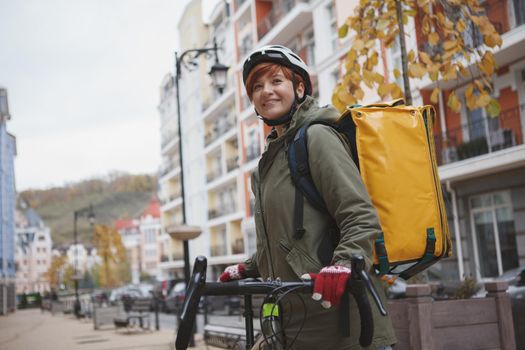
[245,97,397,349]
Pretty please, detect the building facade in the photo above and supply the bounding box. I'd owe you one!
[116,197,166,282]
[15,203,53,294]
[116,218,141,284]
[139,197,165,281]
[418,1,525,281]
[158,0,525,283]
[0,87,16,314]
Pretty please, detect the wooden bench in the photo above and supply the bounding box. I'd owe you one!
[114,297,151,331]
[204,324,261,349]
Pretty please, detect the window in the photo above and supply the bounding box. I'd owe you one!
[304,29,315,66]
[470,191,518,279]
[463,92,499,142]
[466,107,486,140]
[514,0,525,26]
[444,3,483,49]
[326,1,337,52]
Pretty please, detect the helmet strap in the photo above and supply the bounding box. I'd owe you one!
[257,104,297,126]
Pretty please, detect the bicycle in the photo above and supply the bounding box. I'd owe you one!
[175,255,387,350]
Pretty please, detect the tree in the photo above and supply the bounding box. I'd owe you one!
[334,0,502,117]
[63,264,75,289]
[92,225,127,288]
[45,255,67,289]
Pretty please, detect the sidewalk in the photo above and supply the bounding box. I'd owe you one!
[0,309,210,350]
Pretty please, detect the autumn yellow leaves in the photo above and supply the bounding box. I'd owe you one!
[332,0,502,117]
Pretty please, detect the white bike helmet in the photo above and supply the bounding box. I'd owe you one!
[242,45,312,96]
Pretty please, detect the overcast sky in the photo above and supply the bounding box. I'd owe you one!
[1,0,217,191]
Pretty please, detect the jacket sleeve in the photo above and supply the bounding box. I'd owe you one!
[243,253,260,278]
[306,124,380,269]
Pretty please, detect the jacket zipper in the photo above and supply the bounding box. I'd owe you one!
[256,170,276,278]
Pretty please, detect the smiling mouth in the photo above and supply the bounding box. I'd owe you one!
[263,100,280,107]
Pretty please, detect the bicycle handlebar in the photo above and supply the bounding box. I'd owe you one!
[175,255,387,350]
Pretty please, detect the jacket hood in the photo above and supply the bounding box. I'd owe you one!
[267,96,340,143]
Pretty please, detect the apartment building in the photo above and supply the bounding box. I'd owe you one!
[139,197,165,280]
[416,0,525,281]
[0,87,16,314]
[157,0,351,280]
[14,203,53,294]
[158,0,525,283]
[116,197,167,282]
[116,218,141,283]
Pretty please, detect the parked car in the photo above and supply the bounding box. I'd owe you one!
[201,295,241,315]
[109,283,154,308]
[91,289,109,306]
[165,282,187,314]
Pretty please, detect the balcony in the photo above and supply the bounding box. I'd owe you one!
[205,116,236,147]
[256,0,312,45]
[246,144,261,162]
[208,203,237,220]
[172,252,184,261]
[435,104,524,166]
[232,238,245,255]
[206,169,223,183]
[211,244,227,257]
[159,161,180,178]
[161,131,178,151]
[226,155,239,172]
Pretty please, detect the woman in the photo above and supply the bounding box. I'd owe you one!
[220,45,397,350]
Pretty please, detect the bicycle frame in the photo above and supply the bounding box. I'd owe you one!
[175,255,387,350]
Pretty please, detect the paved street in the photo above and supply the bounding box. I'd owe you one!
[0,309,217,350]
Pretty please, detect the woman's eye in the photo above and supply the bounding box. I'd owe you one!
[253,84,262,91]
[273,79,282,84]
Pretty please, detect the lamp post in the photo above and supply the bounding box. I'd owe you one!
[173,37,229,285]
[73,204,95,318]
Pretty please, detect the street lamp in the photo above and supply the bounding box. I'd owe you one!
[73,204,95,318]
[172,37,229,285]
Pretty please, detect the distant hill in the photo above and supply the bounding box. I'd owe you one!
[19,172,158,246]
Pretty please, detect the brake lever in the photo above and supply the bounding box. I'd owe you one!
[352,255,387,316]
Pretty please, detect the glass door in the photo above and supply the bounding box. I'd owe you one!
[470,191,518,279]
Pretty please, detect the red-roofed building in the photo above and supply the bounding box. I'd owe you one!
[116,197,170,283]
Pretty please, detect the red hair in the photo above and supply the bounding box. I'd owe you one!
[245,62,305,100]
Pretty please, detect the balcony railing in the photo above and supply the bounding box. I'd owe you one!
[257,0,307,39]
[161,131,178,149]
[172,252,184,261]
[206,169,222,183]
[232,238,245,255]
[434,104,524,166]
[226,156,239,172]
[235,0,247,10]
[246,145,261,162]
[208,203,237,220]
[211,244,227,257]
[205,116,236,146]
[160,161,180,177]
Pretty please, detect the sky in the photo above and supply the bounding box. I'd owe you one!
[0,0,217,191]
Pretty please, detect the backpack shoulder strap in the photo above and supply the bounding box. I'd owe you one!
[287,120,340,240]
[288,121,329,212]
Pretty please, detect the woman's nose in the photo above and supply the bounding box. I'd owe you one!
[262,83,273,94]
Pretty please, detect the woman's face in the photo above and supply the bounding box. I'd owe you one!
[251,68,304,121]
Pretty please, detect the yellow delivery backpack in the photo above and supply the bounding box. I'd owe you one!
[288,99,452,279]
